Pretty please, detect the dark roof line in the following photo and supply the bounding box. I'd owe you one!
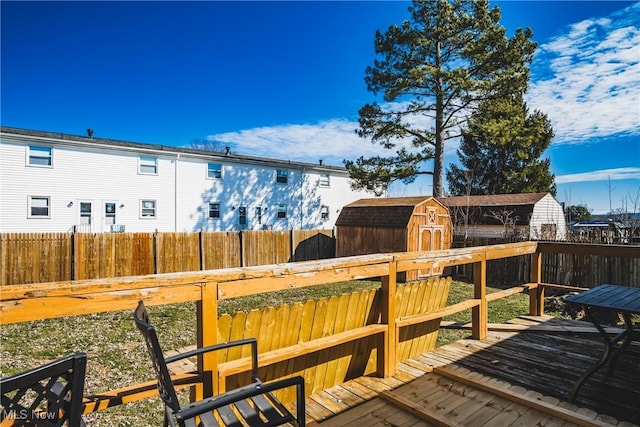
[0,126,347,172]
[438,193,550,207]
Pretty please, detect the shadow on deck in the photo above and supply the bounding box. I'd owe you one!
[303,316,640,426]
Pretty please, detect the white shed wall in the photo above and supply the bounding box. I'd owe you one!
[530,194,567,240]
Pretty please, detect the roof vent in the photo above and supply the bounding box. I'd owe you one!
[87,129,94,138]
[225,146,231,155]
[319,159,323,165]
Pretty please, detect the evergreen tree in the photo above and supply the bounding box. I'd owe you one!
[446,95,556,196]
[347,0,536,197]
[566,205,592,222]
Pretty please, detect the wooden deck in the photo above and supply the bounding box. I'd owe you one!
[301,316,640,426]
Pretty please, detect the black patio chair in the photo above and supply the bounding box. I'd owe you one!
[0,353,87,427]
[133,301,305,427]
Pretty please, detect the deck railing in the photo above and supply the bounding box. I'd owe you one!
[1,241,638,414]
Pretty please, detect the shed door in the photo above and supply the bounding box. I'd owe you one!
[419,225,445,277]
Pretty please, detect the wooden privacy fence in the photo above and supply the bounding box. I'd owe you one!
[453,237,640,287]
[213,277,451,403]
[1,242,639,415]
[0,229,335,285]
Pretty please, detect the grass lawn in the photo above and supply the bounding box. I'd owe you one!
[0,279,549,426]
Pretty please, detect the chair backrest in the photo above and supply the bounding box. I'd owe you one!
[133,301,181,412]
[0,352,86,427]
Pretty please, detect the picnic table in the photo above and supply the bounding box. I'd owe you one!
[565,284,640,402]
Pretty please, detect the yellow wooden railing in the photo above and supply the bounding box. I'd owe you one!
[1,241,638,414]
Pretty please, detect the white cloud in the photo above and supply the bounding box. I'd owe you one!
[207,104,462,166]
[528,3,640,145]
[208,119,391,165]
[556,167,640,184]
[209,3,638,172]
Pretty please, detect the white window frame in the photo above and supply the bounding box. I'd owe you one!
[276,169,288,184]
[28,195,51,218]
[319,173,330,187]
[140,199,157,218]
[277,204,287,219]
[208,202,221,219]
[207,163,222,179]
[27,145,53,167]
[139,156,158,175]
[320,205,330,221]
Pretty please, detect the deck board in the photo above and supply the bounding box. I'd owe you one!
[308,317,640,426]
[170,316,639,425]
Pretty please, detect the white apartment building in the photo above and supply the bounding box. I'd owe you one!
[0,127,373,233]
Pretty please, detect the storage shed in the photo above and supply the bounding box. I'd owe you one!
[335,196,452,280]
[438,192,567,240]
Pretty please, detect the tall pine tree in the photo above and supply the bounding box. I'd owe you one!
[347,0,537,196]
[446,95,556,196]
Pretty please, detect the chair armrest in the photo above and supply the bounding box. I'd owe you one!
[165,338,259,381]
[176,375,305,424]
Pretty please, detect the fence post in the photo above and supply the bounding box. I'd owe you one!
[378,260,397,377]
[196,281,219,399]
[199,229,205,271]
[472,255,487,340]
[72,230,80,280]
[529,249,544,316]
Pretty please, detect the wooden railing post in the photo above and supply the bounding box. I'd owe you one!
[378,261,397,377]
[530,249,544,316]
[472,256,487,340]
[196,281,219,400]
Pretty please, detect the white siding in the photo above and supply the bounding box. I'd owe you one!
[530,193,567,240]
[0,130,373,232]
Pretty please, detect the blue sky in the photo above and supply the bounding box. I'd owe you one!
[2,1,638,215]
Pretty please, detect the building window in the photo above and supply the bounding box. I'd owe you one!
[140,199,157,218]
[319,174,330,187]
[28,146,53,167]
[29,196,50,218]
[277,204,287,219]
[238,206,247,226]
[321,205,329,220]
[276,169,288,184]
[207,163,222,179]
[255,207,262,225]
[208,202,221,219]
[139,156,158,175]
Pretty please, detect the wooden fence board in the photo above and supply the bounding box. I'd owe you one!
[326,294,350,387]
[156,232,200,274]
[4,232,637,287]
[452,237,640,288]
[242,230,292,266]
[0,232,72,285]
[292,229,335,261]
[129,233,155,276]
[75,233,111,280]
[201,231,241,270]
[307,297,328,395]
[396,278,451,362]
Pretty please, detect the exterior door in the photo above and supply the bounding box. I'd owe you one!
[254,206,263,228]
[104,202,117,232]
[238,206,248,230]
[78,201,93,233]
